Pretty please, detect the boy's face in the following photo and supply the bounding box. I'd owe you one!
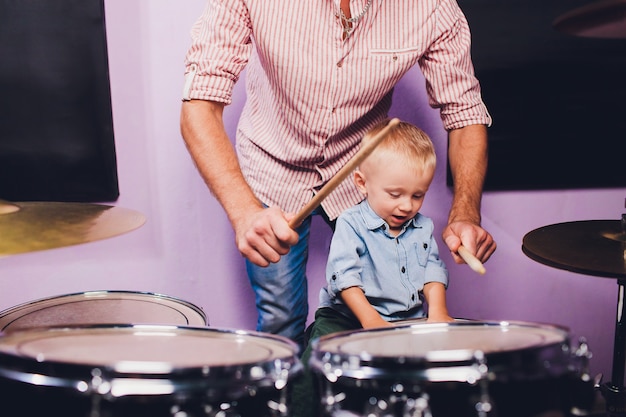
[354,150,434,233]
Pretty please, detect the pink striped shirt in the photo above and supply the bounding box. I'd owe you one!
[183,0,492,220]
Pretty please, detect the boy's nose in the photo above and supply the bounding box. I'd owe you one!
[398,198,413,211]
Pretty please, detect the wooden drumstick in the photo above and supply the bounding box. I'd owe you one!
[288,118,401,229]
[458,245,486,275]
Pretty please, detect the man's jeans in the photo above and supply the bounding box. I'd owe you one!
[245,213,313,350]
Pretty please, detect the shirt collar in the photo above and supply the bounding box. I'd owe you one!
[358,199,422,232]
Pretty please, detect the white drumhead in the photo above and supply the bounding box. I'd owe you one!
[0,325,300,397]
[321,321,567,359]
[0,325,296,370]
[0,291,207,331]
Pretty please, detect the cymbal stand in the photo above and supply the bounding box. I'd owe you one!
[601,210,626,416]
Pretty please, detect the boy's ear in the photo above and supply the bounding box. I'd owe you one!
[353,169,367,195]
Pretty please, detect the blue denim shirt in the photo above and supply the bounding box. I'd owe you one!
[319,200,449,321]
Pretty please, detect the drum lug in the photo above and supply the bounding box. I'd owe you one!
[573,337,593,374]
[324,391,347,407]
[322,388,348,416]
[267,359,293,416]
[267,399,289,416]
[272,360,293,390]
[403,394,432,417]
[472,351,494,417]
[569,338,598,416]
[84,368,111,417]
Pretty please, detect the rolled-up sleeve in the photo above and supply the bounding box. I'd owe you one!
[325,217,368,299]
[419,0,492,130]
[424,238,449,288]
[182,0,252,103]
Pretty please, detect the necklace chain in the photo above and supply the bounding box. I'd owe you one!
[339,0,373,38]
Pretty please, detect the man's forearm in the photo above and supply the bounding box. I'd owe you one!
[180,100,262,226]
[447,124,488,225]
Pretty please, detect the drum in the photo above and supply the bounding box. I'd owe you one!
[0,324,301,417]
[310,320,593,417]
[0,290,207,331]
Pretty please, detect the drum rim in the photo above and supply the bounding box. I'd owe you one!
[316,319,570,344]
[0,324,301,396]
[0,290,208,330]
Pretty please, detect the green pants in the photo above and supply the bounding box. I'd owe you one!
[290,308,361,417]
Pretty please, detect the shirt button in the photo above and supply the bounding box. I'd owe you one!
[423,243,428,249]
[411,294,415,301]
[401,266,406,273]
[337,60,343,68]
[332,274,337,280]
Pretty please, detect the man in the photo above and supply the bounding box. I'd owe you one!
[180,0,497,348]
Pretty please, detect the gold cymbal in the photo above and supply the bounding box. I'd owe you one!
[522,220,626,279]
[553,0,626,39]
[0,200,146,256]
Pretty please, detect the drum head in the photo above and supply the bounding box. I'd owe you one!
[0,325,300,397]
[0,291,207,331]
[311,321,571,383]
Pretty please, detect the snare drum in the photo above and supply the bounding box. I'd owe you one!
[310,320,591,417]
[0,325,301,417]
[0,290,207,331]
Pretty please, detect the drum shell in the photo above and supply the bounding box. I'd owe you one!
[314,373,578,417]
[0,324,301,417]
[310,320,589,417]
[0,377,286,417]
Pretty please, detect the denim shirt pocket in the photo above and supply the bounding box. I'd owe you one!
[414,241,429,267]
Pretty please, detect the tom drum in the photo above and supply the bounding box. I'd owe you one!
[0,324,301,417]
[0,290,207,331]
[310,320,593,417]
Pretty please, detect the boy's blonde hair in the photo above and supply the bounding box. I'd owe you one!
[361,119,436,172]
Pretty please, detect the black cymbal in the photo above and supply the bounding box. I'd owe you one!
[0,200,146,256]
[522,220,626,278]
[553,0,626,39]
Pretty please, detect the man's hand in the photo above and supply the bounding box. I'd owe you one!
[443,220,496,264]
[234,206,299,267]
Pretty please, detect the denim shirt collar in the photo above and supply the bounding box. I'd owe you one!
[358,199,422,236]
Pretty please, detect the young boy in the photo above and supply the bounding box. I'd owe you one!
[291,119,452,417]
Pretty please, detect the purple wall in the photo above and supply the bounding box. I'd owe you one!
[1,0,623,385]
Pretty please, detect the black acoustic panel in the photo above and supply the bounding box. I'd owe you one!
[0,0,118,202]
[451,0,626,191]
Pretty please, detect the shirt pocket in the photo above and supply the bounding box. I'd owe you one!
[369,46,422,79]
[414,241,430,267]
